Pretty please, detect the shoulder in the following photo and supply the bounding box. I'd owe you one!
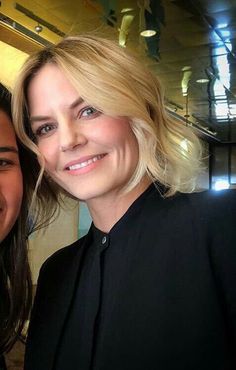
[179,190,236,249]
[165,188,235,207]
[147,187,236,229]
[39,235,87,278]
[161,188,236,213]
[183,188,236,206]
[181,189,236,221]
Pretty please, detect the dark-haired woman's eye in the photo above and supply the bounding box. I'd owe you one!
[0,159,13,169]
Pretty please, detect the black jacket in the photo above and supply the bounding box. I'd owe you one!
[24,188,236,370]
[0,356,6,370]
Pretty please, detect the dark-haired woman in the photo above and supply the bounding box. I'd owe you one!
[0,83,32,369]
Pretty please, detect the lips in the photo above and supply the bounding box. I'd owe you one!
[64,154,106,171]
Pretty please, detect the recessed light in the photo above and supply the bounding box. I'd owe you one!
[196,78,209,84]
[140,30,156,37]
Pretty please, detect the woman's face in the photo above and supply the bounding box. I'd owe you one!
[27,63,139,204]
[0,110,23,242]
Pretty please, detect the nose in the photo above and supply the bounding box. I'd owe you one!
[59,118,87,152]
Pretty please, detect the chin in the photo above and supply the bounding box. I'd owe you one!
[66,185,110,203]
[70,191,99,202]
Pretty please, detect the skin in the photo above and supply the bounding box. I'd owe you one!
[27,64,150,232]
[0,110,23,242]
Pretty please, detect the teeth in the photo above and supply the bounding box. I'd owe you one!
[68,155,104,170]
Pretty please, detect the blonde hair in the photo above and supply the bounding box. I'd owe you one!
[12,34,202,224]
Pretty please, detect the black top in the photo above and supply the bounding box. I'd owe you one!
[25,185,236,370]
[55,184,156,370]
[0,356,6,370]
[55,225,107,369]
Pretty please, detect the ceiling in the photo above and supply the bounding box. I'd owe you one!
[0,0,236,143]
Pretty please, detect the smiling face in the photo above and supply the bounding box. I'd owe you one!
[27,63,139,205]
[0,110,23,242]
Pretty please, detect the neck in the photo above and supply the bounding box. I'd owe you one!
[87,177,152,233]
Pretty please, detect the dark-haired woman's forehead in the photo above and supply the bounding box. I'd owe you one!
[0,110,23,243]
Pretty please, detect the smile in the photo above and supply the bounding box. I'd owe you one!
[66,154,106,171]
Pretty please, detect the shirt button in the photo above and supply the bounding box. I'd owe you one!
[101,236,107,245]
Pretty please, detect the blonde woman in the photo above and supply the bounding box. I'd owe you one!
[13,35,236,370]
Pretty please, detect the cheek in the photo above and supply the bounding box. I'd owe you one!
[8,170,23,217]
[96,118,137,146]
[114,124,139,154]
[38,141,58,171]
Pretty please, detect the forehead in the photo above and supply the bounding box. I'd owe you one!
[0,110,17,147]
[27,63,79,112]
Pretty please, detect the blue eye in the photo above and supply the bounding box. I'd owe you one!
[80,106,100,118]
[35,123,56,137]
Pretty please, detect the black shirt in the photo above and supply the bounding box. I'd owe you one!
[25,184,236,370]
[0,356,6,370]
[55,184,156,370]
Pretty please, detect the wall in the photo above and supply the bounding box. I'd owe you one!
[28,198,79,284]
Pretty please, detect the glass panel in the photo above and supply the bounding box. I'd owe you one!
[230,146,236,184]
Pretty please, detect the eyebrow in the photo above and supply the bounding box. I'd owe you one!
[69,97,84,109]
[0,146,18,154]
[30,97,84,124]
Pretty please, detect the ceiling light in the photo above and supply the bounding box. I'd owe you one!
[35,24,43,33]
[182,66,191,71]
[217,23,228,29]
[118,14,134,47]
[196,78,209,84]
[140,30,156,37]
[121,8,134,13]
[182,70,192,96]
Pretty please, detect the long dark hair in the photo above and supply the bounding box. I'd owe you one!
[0,83,32,353]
